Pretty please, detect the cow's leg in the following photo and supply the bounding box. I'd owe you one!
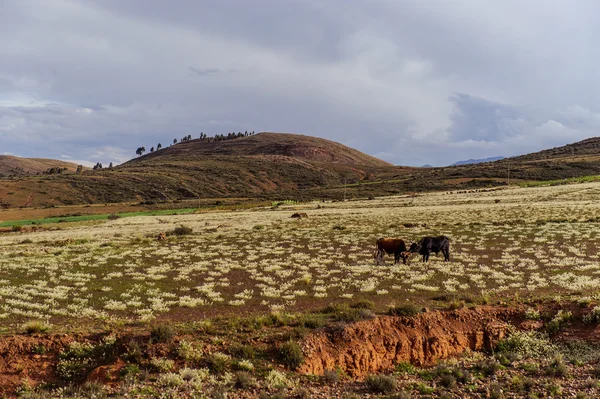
[444,248,450,261]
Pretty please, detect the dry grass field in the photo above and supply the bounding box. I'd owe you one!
[2,183,600,327]
[2,182,600,398]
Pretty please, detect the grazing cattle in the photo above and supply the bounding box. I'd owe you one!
[374,238,409,265]
[409,236,450,262]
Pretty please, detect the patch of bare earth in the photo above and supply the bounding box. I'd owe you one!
[300,305,523,377]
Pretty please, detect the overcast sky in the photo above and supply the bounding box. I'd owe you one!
[1,0,600,167]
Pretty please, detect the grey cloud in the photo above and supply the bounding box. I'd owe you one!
[2,0,600,166]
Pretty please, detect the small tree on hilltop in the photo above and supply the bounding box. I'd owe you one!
[108,162,113,168]
[136,147,146,156]
[150,146,154,153]
[173,138,178,144]
[157,143,162,150]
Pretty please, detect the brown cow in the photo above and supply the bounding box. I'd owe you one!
[374,238,410,265]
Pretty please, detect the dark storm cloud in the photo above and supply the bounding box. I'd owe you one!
[2,0,600,166]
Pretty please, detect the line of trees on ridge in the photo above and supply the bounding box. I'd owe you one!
[135,131,255,156]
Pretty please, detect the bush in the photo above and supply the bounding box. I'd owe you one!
[323,368,341,384]
[150,325,174,343]
[234,371,255,389]
[279,341,304,370]
[167,225,193,236]
[388,303,421,316]
[583,306,600,324]
[545,356,568,377]
[23,321,50,334]
[229,343,256,359]
[120,364,140,378]
[365,374,397,393]
[350,300,375,310]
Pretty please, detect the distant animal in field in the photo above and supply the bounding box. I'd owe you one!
[374,238,409,265]
[291,212,308,218]
[409,236,450,262]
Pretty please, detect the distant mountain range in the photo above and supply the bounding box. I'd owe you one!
[450,156,505,166]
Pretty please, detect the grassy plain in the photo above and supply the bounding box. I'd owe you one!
[2,183,600,326]
[2,183,600,397]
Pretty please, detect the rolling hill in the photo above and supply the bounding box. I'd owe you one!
[0,133,409,208]
[0,156,82,177]
[4,134,600,209]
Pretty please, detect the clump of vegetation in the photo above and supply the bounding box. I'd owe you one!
[322,368,343,383]
[167,225,193,236]
[177,340,203,363]
[583,306,600,324]
[388,303,421,316]
[545,310,572,336]
[545,356,568,377]
[365,374,397,393]
[279,341,304,370]
[22,321,50,334]
[234,371,255,389]
[496,330,557,359]
[229,343,256,359]
[149,357,175,372]
[150,325,174,343]
[524,308,541,320]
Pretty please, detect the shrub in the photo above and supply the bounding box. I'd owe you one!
[177,340,203,363]
[265,369,289,389]
[496,330,557,359]
[439,373,456,388]
[23,321,50,334]
[395,362,415,374]
[253,224,265,230]
[235,359,255,371]
[323,368,341,384]
[120,364,140,378]
[150,325,174,343]
[583,306,600,324]
[524,308,541,320]
[12,225,23,232]
[107,214,120,220]
[546,310,572,336]
[167,225,193,236]
[388,303,421,317]
[350,300,375,310]
[365,374,397,393]
[229,343,256,359]
[476,359,503,377]
[234,371,255,389]
[332,225,346,230]
[280,341,304,370]
[207,352,231,373]
[545,356,568,377]
[149,357,175,372]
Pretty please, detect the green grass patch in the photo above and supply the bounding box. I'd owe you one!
[0,208,198,227]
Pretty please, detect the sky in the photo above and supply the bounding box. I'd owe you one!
[1,0,600,167]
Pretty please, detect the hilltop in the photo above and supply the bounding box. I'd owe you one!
[0,156,82,177]
[126,132,392,168]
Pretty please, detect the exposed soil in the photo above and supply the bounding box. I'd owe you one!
[2,304,600,397]
[300,306,523,378]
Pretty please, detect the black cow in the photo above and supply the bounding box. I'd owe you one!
[409,236,450,262]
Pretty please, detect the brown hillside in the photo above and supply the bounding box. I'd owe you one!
[124,132,392,168]
[0,133,405,208]
[0,156,83,177]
